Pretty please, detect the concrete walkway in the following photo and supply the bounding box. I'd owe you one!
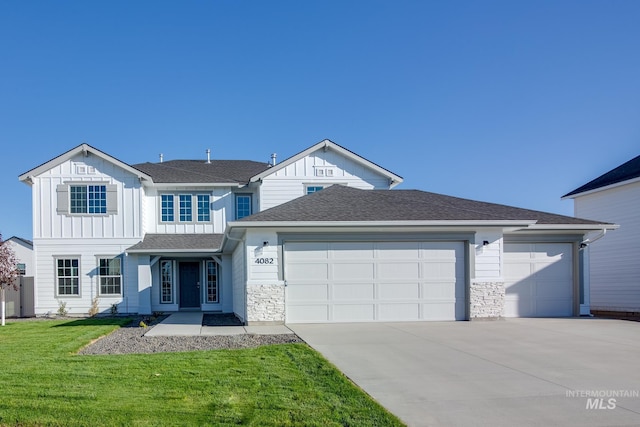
[144,312,294,337]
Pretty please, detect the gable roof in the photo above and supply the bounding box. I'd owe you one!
[563,154,640,198]
[18,144,152,184]
[5,236,33,248]
[127,233,224,253]
[249,139,403,188]
[234,185,611,228]
[132,160,270,184]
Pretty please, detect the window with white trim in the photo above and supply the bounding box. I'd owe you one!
[56,258,79,296]
[98,257,122,296]
[306,185,324,195]
[160,260,173,303]
[179,194,192,222]
[197,195,210,222]
[235,194,252,219]
[161,195,174,222]
[206,261,219,303]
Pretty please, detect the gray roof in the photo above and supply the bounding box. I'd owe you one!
[240,185,607,225]
[127,234,224,252]
[132,160,271,184]
[563,154,640,197]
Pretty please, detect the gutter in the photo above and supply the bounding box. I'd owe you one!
[580,228,609,249]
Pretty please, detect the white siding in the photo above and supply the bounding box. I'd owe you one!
[33,238,140,316]
[259,150,392,210]
[232,242,246,322]
[32,153,143,239]
[474,230,502,280]
[6,239,34,277]
[574,181,640,311]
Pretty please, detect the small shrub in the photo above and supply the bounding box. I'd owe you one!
[139,320,148,328]
[57,301,68,317]
[110,304,119,315]
[88,297,100,317]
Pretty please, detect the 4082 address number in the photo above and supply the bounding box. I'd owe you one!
[255,258,274,264]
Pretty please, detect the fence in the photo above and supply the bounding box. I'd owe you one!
[4,276,35,318]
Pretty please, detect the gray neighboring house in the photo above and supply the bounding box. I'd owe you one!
[563,154,640,314]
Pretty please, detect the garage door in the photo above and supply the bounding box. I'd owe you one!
[503,243,574,317]
[284,241,466,323]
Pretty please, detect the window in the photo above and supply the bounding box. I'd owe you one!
[161,195,174,222]
[56,258,79,296]
[160,260,173,303]
[236,195,252,219]
[98,257,122,295]
[17,263,26,275]
[197,195,210,222]
[206,261,219,303]
[306,186,324,195]
[179,195,192,222]
[70,185,106,214]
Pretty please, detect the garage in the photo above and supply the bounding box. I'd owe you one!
[284,241,466,323]
[503,242,574,317]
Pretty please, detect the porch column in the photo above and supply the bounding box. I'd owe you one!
[137,256,152,315]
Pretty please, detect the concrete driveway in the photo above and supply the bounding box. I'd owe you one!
[289,318,640,427]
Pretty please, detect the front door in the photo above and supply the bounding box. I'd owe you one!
[179,262,200,308]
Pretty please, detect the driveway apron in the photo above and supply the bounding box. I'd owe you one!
[289,318,640,427]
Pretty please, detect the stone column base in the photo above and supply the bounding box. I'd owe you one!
[470,281,505,320]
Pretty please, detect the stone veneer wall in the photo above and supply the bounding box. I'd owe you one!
[246,283,285,324]
[470,281,505,319]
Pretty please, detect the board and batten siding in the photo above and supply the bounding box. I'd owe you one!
[574,181,640,311]
[145,187,234,234]
[32,153,143,239]
[259,150,392,211]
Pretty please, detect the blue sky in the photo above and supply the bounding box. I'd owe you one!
[1,0,639,240]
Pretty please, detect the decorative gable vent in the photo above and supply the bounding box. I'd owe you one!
[314,167,335,177]
[75,164,96,175]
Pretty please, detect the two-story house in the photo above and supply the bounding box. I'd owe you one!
[20,139,615,323]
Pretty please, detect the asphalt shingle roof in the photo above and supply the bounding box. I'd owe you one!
[127,234,224,251]
[563,154,640,197]
[240,185,607,225]
[132,160,271,184]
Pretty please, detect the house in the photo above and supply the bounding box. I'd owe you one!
[563,154,640,315]
[2,236,35,317]
[19,139,615,323]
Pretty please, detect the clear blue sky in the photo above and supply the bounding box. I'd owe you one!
[1,0,639,240]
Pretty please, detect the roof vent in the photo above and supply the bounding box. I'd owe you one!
[270,153,277,166]
[206,148,211,164]
[159,153,163,163]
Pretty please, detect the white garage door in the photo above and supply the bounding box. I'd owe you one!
[284,241,466,323]
[503,243,574,317]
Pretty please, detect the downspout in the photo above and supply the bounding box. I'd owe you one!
[578,228,607,317]
[580,228,607,249]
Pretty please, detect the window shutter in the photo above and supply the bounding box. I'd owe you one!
[56,184,69,214]
[106,184,118,214]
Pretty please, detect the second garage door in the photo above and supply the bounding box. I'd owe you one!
[503,242,574,317]
[284,241,466,323]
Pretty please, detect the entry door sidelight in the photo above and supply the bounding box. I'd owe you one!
[179,262,200,308]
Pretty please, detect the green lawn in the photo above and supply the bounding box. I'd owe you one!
[0,318,404,426]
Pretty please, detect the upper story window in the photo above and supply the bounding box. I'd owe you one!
[197,195,210,222]
[179,195,192,222]
[161,195,174,222]
[17,263,26,275]
[70,185,106,214]
[236,194,252,219]
[306,185,324,195]
[160,194,211,223]
[57,182,117,216]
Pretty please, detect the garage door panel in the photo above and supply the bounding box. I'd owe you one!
[288,305,329,322]
[286,242,329,259]
[287,263,328,280]
[379,303,419,321]
[378,283,420,299]
[287,284,328,301]
[333,263,374,280]
[377,242,420,258]
[504,243,573,318]
[422,302,458,321]
[330,242,374,257]
[378,262,420,280]
[333,283,374,300]
[333,304,374,322]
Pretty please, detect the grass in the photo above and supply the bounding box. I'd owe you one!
[0,318,404,426]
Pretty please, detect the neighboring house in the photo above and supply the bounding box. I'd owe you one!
[563,154,640,314]
[19,139,615,323]
[4,236,33,277]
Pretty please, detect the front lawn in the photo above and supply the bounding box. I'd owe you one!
[0,319,403,426]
